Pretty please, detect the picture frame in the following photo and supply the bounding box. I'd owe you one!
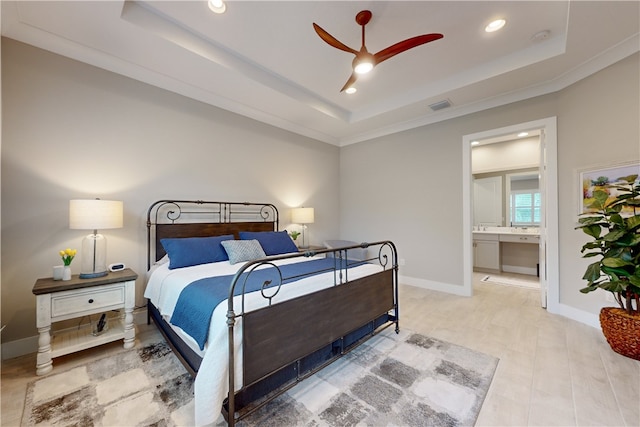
[578,160,640,215]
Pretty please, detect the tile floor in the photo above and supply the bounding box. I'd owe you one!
[2,273,639,426]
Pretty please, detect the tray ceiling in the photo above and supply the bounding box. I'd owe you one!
[2,1,638,146]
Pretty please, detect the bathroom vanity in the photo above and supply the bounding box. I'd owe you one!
[473,227,539,275]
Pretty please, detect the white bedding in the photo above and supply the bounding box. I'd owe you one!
[144,255,383,426]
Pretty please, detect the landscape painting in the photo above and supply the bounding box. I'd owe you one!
[580,161,640,215]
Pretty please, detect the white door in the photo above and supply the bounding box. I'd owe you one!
[538,130,548,308]
[474,176,502,226]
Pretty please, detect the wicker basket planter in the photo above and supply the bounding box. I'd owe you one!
[599,307,640,361]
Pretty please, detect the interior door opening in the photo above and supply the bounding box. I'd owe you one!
[462,118,559,313]
[473,134,543,299]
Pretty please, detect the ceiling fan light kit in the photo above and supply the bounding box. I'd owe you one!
[313,10,443,92]
[353,54,374,74]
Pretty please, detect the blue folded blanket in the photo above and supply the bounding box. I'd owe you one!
[171,257,359,350]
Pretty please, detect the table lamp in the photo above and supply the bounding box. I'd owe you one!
[291,207,314,249]
[69,199,123,278]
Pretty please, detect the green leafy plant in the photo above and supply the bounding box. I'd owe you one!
[576,174,640,315]
[289,231,301,241]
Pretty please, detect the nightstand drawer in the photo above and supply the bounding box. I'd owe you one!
[51,284,125,317]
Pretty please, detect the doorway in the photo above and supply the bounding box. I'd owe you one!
[462,117,559,313]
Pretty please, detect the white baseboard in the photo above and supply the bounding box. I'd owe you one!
[550,302,600,329]
[399,275,471,297]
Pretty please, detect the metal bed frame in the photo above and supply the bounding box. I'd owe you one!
[146,200,399,425]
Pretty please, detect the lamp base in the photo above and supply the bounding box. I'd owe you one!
[80,233,108,280]
[79,270,108,279]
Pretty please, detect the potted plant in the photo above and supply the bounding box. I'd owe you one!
[289,231,301,245]
[576,173,640,360]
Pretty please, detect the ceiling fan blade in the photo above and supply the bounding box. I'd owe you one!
[374,33,443,65]
[339,73,358,92]
[313,23,359,55]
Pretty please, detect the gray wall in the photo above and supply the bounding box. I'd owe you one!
[2,36,639,350]
[1,39,340,345]
[556,53,640,313]
[341,53,639,314]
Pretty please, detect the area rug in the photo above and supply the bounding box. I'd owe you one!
[21,341,195,426]
[481,274,540,289]
[22,328,498,426]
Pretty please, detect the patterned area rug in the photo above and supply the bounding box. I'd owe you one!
[22,328,498,426]
[21,342,195,426]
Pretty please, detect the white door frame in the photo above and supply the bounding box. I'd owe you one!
[462,117,560,314]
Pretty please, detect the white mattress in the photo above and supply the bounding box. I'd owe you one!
[144,255,383,426]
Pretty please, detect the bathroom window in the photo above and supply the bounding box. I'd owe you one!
[510,191,540,226]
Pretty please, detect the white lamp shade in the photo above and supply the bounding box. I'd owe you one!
[291,207,314,224]
[69,199,123,230]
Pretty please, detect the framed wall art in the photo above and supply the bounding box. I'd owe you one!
[579,160,640,215]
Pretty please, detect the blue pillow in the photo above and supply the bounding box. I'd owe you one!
[238,230,298,256]
[161,235,234,269]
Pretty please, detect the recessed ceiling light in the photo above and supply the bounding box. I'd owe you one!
[345,87,357,94]
[485,19,506,33]
[518,132,529,137]
[471,141,480,146]
[208,0,226,14]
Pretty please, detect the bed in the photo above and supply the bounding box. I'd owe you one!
[145,200,399,426]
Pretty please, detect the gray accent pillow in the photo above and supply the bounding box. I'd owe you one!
[221,239,267,265]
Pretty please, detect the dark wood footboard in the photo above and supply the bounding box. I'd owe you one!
[243,269,394,385]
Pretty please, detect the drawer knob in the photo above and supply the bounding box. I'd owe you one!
[88,299,94,303]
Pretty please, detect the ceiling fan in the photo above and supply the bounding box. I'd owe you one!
[313,10,443,92]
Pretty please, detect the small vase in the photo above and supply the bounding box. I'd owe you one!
[62,266,72,281]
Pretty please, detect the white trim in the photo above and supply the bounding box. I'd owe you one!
[400,275,472,297]
[555,303,600,329]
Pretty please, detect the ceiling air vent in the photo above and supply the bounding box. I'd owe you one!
[429,99,452,111]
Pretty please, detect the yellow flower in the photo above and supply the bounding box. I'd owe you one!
[60,248,77,266]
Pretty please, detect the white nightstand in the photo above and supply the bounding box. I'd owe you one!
[32,268,137,375]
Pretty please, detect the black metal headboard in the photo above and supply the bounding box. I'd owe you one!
[146,200,279,270]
